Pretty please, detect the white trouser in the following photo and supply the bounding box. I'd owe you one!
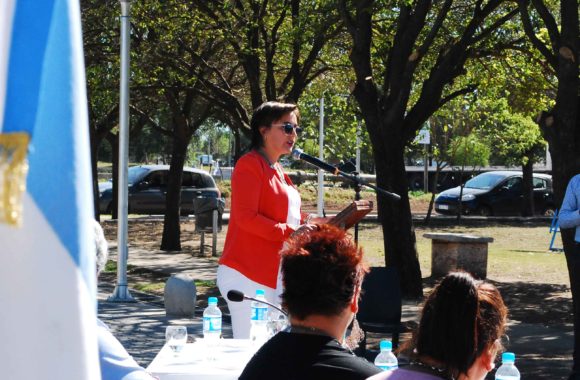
[217,265,282,339]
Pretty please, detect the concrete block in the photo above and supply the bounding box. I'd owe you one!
[424,233,493,279]
[164,274,197,317]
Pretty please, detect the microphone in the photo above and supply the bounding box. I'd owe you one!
[292,148,339,175]
[291,147,401,201]
[226,290,288,316]
[226,289,245,302]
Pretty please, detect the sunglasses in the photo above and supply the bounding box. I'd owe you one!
[273,122,302,136]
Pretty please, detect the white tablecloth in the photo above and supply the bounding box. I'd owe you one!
[147,339,257,380]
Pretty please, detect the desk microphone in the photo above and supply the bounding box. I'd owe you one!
[226,290,288,316]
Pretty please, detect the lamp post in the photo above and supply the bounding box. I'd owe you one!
[413,121,431,193]
[109,0,134,302]
[422,121,430,193]
[317,97,325,217]
[356,120,361,173]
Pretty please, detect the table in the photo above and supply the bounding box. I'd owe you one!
[147,339,257,380]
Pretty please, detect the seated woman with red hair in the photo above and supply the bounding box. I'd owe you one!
[239,224,381,380]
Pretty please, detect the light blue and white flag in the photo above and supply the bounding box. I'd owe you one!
[0,0,100,379]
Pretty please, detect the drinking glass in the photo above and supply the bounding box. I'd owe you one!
[165,326,187,355]
[266,310,288,338]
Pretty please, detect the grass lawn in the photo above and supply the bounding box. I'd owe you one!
[356,223,568,285]
[99,173,567,287]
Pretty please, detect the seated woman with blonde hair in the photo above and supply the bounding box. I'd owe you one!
[368,271,508,380]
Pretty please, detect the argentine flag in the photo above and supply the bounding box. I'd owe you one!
[0,0,100,379]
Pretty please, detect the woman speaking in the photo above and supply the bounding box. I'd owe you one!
[217,101,309,339]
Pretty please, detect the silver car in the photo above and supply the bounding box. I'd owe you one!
[99,165,222,215]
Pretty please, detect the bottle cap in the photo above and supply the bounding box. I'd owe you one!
[501,352,515,363]
[256,289,265,296]
[380,340,392,351]
[208,297,218,305]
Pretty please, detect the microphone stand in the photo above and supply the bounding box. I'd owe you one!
[227,290,288,317]
[292,148,400,202]
[334,169,400,202]
[339,169,399,245]
[244,296,288,317]
[353,172,362,244]
[292,149,400,244]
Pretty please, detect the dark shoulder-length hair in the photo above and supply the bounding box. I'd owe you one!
[280,224,368,320]
[249,101,299,149]
[408,271,507,378]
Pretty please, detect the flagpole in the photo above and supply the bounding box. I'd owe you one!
[109,0,134,302]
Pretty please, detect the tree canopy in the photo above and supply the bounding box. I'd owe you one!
[81,0,575,297]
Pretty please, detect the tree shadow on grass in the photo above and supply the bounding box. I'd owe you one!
[491,280,572,326]
[422,277,572,326]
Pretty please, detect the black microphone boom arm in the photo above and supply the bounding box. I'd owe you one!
[292,148,339,175]
[291,148,401,202]
[226,290,288,316]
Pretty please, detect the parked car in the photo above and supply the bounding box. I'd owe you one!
[434,171,555,216]
[99,165,222,215]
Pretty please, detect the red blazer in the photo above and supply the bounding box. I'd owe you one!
[219,150,306,288]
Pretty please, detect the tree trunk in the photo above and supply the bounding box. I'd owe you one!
[535,1,580,371]
[374,138,423,297]
[521,158,535,216]
[549,127,580,372]
[340,0,514,299]
[160,130,190,251]
[233,127,242,163]
[425,165,441,224]
[540,63,579,373]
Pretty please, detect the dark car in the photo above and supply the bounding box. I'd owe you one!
[434,171,555,216]
[99,165,222,215]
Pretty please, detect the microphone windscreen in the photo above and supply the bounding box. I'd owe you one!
[227,289,245,302]
[291,148,303,160]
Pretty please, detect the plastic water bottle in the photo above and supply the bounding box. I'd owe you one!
[250,289,269,346]
[203,297,222,359]
[495,352,520,380]
[374,340,398,371]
